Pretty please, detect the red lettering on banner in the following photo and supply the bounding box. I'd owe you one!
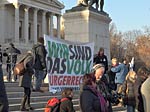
[54,76,57,85]
[79,76,83,84]
[71,76,75,85]
[58,76,63,85]
[67,76,71,85]
[49,75,53,85]
[48,75,83,86]
[75,76,79,85]
[63,76,67,85]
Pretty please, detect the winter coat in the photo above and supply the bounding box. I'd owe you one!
[134,76,146,112]
[0,48,2,63]
[19,53,34,88]
[111,63,128,84]
[80,85,101,112]
[60,97,75,112]
[122,76,136,106]
[32,43,47,70]
[0,65,9,112]
[94,54,108,73]
[96,79,110,101]
[107,68,117,91]
[141,76,150,112]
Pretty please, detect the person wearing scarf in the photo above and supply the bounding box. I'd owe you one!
[80,73,108,112]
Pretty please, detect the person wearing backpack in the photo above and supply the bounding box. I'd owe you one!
[32,37,47,92]
[60,88,75,112]
[18,51,34,111]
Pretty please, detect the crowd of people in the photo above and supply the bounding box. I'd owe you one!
[79,47,150,112]
[0,37,47,111]
[0,39,150,112]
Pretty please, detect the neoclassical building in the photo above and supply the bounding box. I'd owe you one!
[0,0,64,50]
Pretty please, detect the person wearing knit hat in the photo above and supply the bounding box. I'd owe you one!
[92,64,105,81]
[92,64,113,111]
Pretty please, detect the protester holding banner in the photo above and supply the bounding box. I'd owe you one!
[33,37,47,92]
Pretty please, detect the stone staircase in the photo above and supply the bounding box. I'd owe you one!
[5,82,80,112]
[5,82,127,112]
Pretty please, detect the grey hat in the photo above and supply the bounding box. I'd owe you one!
[91,64,105,72]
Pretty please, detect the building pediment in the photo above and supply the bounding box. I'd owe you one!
[33,0,64,9]
[1,0,64,14]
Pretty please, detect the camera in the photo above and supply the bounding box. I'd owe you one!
[110,93,124,105]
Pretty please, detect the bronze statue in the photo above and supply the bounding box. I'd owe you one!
[78,0,104,11]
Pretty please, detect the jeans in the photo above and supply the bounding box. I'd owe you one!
[127,105,135,112]
[34,70,45,90]
[7,63,17,82]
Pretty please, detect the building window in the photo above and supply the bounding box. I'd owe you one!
[28,23,31,40]
[37,24,40,38]
[19,21,22,39]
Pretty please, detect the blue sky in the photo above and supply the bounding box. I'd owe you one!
[60,0,150,32]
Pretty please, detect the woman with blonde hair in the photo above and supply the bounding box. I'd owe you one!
[121,70,137,112]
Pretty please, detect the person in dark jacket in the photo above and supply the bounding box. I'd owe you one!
[32,37,47,92]
[19,51,34,111]
[4,43,21,82]
[60,88,75,112]
[0,45,2,64]
[0,60,9,112]
[121,70,137,112]
[94,47,108,74]
[134,66,150,112]
[80,73,108,112]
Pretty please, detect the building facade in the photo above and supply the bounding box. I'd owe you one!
[0,0,64,50]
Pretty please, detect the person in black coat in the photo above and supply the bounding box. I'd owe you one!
[0,61,9,112]
[134,67,150,112]
[4,43,21,82]
[60,88,75,112]
[19,51,34,111]
[94,47,108,74]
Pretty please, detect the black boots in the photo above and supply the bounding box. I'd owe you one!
[20,95,34,111]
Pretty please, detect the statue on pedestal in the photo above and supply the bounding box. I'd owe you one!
[77,0,104,11]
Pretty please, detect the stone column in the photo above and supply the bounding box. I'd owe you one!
[50,13,53,37]
[14,3,20,43]
[0,6,6,43]
[33,8,38,44]
[46,14,50,35]
[57,15,61,38]
[24,6,29,44]
[42,11,46,37]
